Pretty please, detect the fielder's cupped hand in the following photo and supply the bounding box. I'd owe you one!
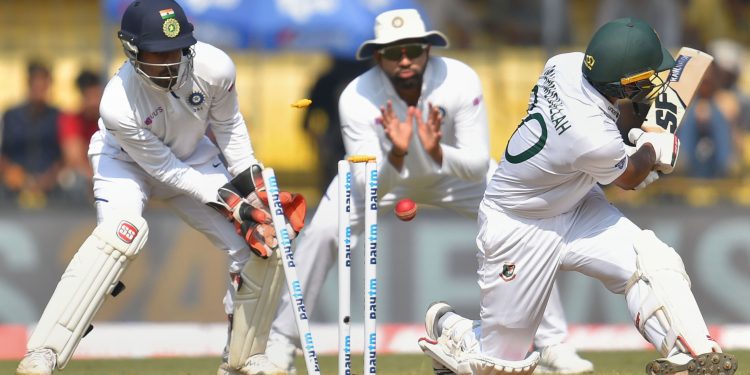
[415,103,443,156]
[379,100,413,156]
[628,128,680,174]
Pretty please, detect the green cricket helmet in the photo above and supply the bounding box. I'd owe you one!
[582,17,675,103]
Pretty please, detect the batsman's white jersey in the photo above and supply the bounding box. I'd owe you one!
[88,41,255,275]
[476,53,714,360]
[486,52,627,218]
[271,56,569,348]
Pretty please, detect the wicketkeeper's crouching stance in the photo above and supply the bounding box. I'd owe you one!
[16,165,305,375]
[16,1,307,374]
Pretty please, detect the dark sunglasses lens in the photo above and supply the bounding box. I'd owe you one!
[382,46,403,60]
[404,45,425,59]
[381,44,425,60]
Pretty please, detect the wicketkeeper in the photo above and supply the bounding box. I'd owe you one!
[15,1,305,375]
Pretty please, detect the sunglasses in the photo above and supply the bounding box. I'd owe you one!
[378,43,428,61]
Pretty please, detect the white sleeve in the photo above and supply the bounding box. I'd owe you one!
[100,103,222,204]
[438,68,490,182]
[206,57,258,177]
[339,86,405,196]
[573,137,628,185]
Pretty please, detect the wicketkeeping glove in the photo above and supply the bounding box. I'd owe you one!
[628,128,680,174]
[207,165,275,258]
[207,165,308,258]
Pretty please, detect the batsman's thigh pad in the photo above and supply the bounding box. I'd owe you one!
[27,215,148,369]
[626,230,719,357]
[228,250,285,369]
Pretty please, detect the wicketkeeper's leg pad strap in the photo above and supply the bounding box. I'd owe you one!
[625,230,720,357]
[228,250,285,369]
[27,215,149,369]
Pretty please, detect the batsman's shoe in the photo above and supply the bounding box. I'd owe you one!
[429,358,457,375]
[425,301,457,340]
[16,348,56,375]
[535,343,594,374]
[646,352,738,375]
[420,301,479,374]
[264,333,297,375]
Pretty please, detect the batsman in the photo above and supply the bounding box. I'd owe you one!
[15,1,306,375]
[420,18,738,375]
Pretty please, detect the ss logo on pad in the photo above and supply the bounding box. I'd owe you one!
[117,221,138,244]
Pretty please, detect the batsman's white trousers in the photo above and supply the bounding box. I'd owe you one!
[271,172,569,348]
[476,186,676,360]
[90,153,253,312]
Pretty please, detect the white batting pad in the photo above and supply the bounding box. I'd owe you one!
[27,215,148,369]
[228,250,285,369]
[627,230,720,357]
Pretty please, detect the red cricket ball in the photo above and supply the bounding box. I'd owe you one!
[394,198,418,221]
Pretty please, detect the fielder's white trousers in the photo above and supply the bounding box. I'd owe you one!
[271,172,570,348]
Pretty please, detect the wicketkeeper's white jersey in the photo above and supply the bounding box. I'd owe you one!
[339,56,490,198]
[89,41,257,204]
[484,52,628,218]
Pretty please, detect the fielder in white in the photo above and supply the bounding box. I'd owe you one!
[15,1,306,375]
[253,9,592,375]
[420,18,739,375]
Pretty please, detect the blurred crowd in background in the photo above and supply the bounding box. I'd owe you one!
[1,0,749,210]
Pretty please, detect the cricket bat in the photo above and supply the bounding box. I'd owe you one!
[641,47,714,134]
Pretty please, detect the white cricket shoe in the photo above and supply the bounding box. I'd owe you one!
[425,301,457,340]
[16,348,56,375]
[646,352,737,375]
[217,354,288,375]
[243,354,289,375]
[535,343,593,374]
[421,301,482,374]
[423,301,460,374]
[265,333,297,375]
[217,361,241,375]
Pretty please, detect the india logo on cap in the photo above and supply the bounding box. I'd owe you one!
[159,8,175,19]
[160,8,179,38]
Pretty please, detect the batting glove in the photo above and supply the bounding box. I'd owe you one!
[635,171,660,190]
[628,128,680,174]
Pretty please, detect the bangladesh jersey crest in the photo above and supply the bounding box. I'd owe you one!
[500,262,517,282]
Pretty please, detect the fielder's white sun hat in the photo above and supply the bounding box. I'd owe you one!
[356,8,449,60]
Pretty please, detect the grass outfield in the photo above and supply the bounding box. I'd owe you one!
[1,351,748,374]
